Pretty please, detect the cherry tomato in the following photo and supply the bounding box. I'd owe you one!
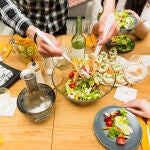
[104,115,113,121]
[106,119,113,127]
[69,72,74,79]
[116,137,126,145]
[69,83,76,89]
[116,111,120,116]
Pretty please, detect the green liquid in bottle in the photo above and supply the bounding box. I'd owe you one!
[71,16,85,59]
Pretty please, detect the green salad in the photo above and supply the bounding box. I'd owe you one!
[64,58,115,102]
[110,34,135,53]
[103,108,133,145]
[65,76,103,101]
[97,10,136,30]
[115,10,136,30]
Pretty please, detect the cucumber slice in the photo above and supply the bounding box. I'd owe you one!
[20,52,28,58]
[17,45,25,52]
[26,45,34,56]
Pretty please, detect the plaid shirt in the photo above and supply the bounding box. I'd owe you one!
[0,0,68,37]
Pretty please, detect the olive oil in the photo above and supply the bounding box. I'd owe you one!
[71,16,86,59]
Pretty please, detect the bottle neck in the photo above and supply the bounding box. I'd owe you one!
[75,17,82,35]
[20,69,39,93]
[24,77,39,93]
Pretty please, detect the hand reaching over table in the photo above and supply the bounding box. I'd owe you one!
[26,25,63,58]
[123,99,150,119]
[97,12,119,45]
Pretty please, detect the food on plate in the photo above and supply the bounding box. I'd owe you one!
[112,63,123,73]
[103,73,115,84]
[95,55,103,65]
[109,34,135,53]
[109,47,117,59]
[100,51,108,61]
[107,59,117,66]
[115,10,136,30]
[102,108,133,146]
[63,50,127,101]
[97,10,137,30]
[64,55,115,101]
[98,63,109,73]
[116,71,127,85]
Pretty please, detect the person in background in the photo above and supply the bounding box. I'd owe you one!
[92,0,150,44]
[0,0,68,57]
[123,99,150,119]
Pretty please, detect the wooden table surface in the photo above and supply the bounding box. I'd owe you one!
[0,34,150,150]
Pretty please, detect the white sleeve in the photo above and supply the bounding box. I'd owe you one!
[90,0,103,26]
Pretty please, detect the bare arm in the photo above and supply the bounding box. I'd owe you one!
[127,9,149,40]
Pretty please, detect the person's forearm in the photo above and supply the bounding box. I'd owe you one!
[133,21,149,40]
[103,0,115,13]
[25,25,37,41]
[0,0,32,37]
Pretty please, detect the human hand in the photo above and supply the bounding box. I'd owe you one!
[36,33,63,58]
[126,9,141,23]
[26,25,63,58]
[98,12,119,45]
[123,99,150,119]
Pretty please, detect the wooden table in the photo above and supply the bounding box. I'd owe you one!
[0,34,150,150]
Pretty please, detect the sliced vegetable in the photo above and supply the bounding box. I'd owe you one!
[116,137,126,145]
[102,109,132,146]
[26,45,34,56]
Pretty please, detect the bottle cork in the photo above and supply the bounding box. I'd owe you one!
[27,58,45,83]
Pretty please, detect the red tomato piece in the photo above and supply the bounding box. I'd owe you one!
[104,115,114,121]
[69,72,74,79]
[69,83,76,89]
[116,137,126,145]
[116,111,120,116]
[106,119,113,127]
[104,116,110,121]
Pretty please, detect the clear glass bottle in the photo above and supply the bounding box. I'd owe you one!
[17,68,56,122]
[71,16,86,59]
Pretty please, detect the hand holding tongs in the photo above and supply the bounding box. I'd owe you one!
[36,29,90,79]
[93,13,115,57]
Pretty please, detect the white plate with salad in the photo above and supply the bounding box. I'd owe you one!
[94,106,142,150]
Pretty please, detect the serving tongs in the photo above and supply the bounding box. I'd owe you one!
[36,29,90,79]
[93,13,115,57]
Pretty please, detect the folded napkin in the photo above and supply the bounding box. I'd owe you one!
[114,86,137,102]
[0,97,17,116]
[138,117,150,150]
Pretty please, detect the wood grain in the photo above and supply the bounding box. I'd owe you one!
[1,34,150,150]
